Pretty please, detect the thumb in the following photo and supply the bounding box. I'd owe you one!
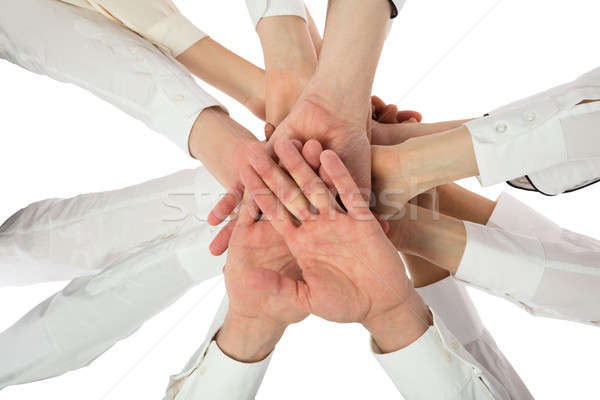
[242,267,311,312]
[242,267,284,296]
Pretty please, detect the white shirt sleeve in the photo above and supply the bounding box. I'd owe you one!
[165,297,272,400]
[60,0,207,56]
[417,278,533,399]
[465,68,600,188]
[455,192,600,326]
[0,168,224,286]
[1,0,224,154]
[0,226,224,389]
[245,0,308,28]
[372,311,509,400]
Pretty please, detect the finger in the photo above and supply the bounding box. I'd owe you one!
[246,143,313,221]
[302,139,323,170]
[242,267,310,312]
[209,218,236,256]
[371,95,387,119]
[264,123,276,140]
[320,150,372,219]
[396,110,422,123]
[275,139,335,213]
[237,190,259,226]
[379,104,398,123]
[207,190,241,226]
[318,164,335,189]
[240,165,296,236]
[291,139,303,152]
[278,139,303,168]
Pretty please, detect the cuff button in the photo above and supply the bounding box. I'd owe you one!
[495,122,508,133]
[524,112,537,122]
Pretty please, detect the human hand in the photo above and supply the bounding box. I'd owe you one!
[216,192,308,363]
[257,16,318,137]
[371,95,422,124]
[240,139,431,351]
[370,122,480,218]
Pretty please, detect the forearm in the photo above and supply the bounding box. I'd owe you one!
[188,108,258,191]
[216,312,286,363]
[373,118,473,146]
[257,16,316,70]
[309,0,390,116]
[390,204,468,275]
[403,184,495,287]
[398,125,480,193]
[435,184,496,225]
[305,5,322,56]
[257,15,317,125]
[177,38,266,118]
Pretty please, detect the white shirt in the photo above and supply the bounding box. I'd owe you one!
[245,0,307,29]
[0,164,521,399]
[61,0,309,56]
[465,67,600,194]
[1,0,223,153]
[416,278,532,399]
[0,168,226,389]
[60,0,208,57]
[456,192,600,326]
[165,290,520,400]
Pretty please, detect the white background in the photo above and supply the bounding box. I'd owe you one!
[1,0,600,399]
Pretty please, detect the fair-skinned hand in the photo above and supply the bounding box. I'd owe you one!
[257,16,318,133]
[239,140,431,352]
[208,90,373,254]
[215,192,308,363]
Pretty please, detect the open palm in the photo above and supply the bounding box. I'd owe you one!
[224,198,308,326]
[240,140,415,326]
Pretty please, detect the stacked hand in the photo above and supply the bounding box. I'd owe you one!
[217,139,433,361]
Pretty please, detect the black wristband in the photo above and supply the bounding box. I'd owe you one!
[389,0,398,18]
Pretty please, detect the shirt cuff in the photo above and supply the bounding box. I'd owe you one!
[169,340,271,399]
[455,221,546,300]
[146,12,207,57]
[464,98,568,186]
[487,192,562,240]
[246,0,307,29]
[417,277,484,345]
[372,313,496,399]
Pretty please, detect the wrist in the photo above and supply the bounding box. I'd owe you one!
[314,0,389,110]
[393,205,467,274]
[258,16,317,70]
[216,312,286,363]
[400,125,479,189]
[177,39,266,118]
[363,291,432,354]
[189,108,258,190]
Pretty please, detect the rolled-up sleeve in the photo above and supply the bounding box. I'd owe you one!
[245,0,307,28]
[61,0,207,56]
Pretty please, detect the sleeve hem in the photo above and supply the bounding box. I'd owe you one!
[146,13,207,57]
[455,222,545,299]
[417,277,484,345]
